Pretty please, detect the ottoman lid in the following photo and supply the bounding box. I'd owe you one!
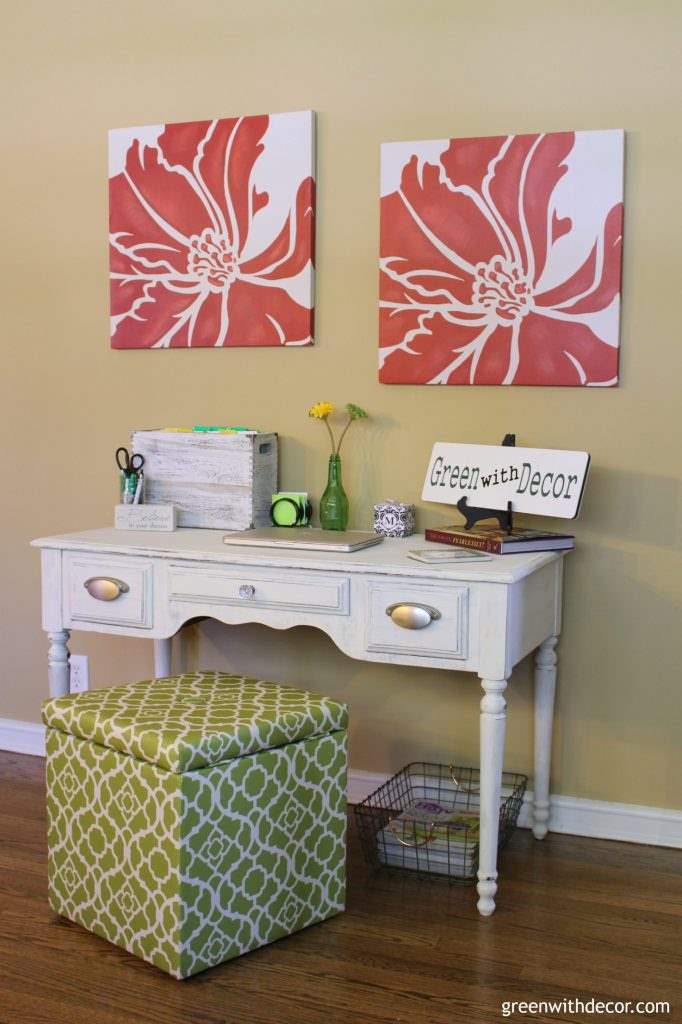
[42,671,348,774]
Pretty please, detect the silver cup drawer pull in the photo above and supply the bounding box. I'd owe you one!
[239,584,256,600]
[386,602,441,629]
[83,577,130,601]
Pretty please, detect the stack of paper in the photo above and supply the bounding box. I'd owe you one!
[376,800,480,878]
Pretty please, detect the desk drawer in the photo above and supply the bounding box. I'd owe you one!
[64,554,153,628]
[168,565,350,615]
[365,580,469,659]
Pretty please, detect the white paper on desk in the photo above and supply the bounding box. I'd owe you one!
[407,549,493,564]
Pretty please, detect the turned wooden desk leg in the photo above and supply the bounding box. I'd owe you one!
[154,638,173,678]
[177,627,191,674]
[47,630,71,698]
[533,636,558,840]
[476,676,508,916]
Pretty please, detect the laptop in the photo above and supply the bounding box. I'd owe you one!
[222,528,384,553]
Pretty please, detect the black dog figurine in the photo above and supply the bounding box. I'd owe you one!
[457,496,512,532]
[457,433,516,532]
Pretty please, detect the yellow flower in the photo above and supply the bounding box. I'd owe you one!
[308,401,334,420]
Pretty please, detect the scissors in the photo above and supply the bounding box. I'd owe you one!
[115,447,145,478]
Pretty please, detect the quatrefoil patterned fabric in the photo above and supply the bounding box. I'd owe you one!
[42,671,348,772]
[46,727,347,977]
[44,673,347,978]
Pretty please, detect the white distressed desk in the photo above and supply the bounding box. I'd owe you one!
[32,528,564,916]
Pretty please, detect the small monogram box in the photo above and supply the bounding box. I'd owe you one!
[373,500,416,538]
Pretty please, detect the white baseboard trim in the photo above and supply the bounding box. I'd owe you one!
[348,770,390,805]
[1,724,679,849]
[0,718,46,757]
[348,769,682,850]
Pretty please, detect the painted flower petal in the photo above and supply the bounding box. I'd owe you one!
[509,311,618,385]
[156,119,214,172]
[173,290,223,348]
[110,246,152,319]
[485,132,573,282]
[240,177,314,279]
[159,118,240,243]
[380,191,475,307]
[536,204,623,314]
[109,244,197,317]
[379,315,489,384]
[225,116,269,254]
[459,325,516,385]
[111,284,201,349]
[225,280,312,346]
[160,116,270,252]
[381,190,460,279]
[379,302,427,354]
[440,135,509,194]
[551,211,572,244]
[482,135,537,274]
[399,156,501,269]
[124,139,211,241]
[379,267,483,349]
[522,132,573,282]
[109,173,188,274]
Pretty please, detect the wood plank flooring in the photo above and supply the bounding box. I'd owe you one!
[1,751,680,1024]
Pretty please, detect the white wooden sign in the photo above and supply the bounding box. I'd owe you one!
[115,504,177,531]
[422,443,590,519]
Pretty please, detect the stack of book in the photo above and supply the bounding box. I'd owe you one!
[424,524,575,554]
[376,802,480,878]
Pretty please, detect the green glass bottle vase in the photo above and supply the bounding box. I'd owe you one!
[319,454,349,531]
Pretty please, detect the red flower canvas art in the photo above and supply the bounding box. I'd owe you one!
[109,111,315,348]
[379,130,624,386]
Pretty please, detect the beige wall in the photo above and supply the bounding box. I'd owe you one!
[2,0,681,809]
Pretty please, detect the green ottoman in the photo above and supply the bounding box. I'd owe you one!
[42,671,348,978]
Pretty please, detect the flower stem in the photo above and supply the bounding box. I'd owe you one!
[336,415,352,454]
[324,417,337,455]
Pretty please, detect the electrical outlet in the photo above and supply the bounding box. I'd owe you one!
[70,655,90,693]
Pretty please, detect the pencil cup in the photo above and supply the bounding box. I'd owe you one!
[119,471,145,505]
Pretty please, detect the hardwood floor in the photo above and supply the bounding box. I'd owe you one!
[0,750,680,1024]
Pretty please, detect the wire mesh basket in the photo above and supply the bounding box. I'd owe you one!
[354,763,527,882]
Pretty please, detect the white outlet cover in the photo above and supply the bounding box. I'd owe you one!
[70,655,89,693]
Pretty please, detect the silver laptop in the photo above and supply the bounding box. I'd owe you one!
[222,528,384,553]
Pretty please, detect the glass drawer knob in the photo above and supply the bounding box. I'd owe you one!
[239,584,256,600]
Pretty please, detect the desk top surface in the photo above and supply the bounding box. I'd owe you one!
[33,528,563,585]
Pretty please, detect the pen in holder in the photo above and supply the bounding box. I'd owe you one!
[114,445,175,530]
[133,471,144,504]
[119,469,145,504]
[116,447,146,505]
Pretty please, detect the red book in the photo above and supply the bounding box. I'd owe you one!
[424,525,575,555]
